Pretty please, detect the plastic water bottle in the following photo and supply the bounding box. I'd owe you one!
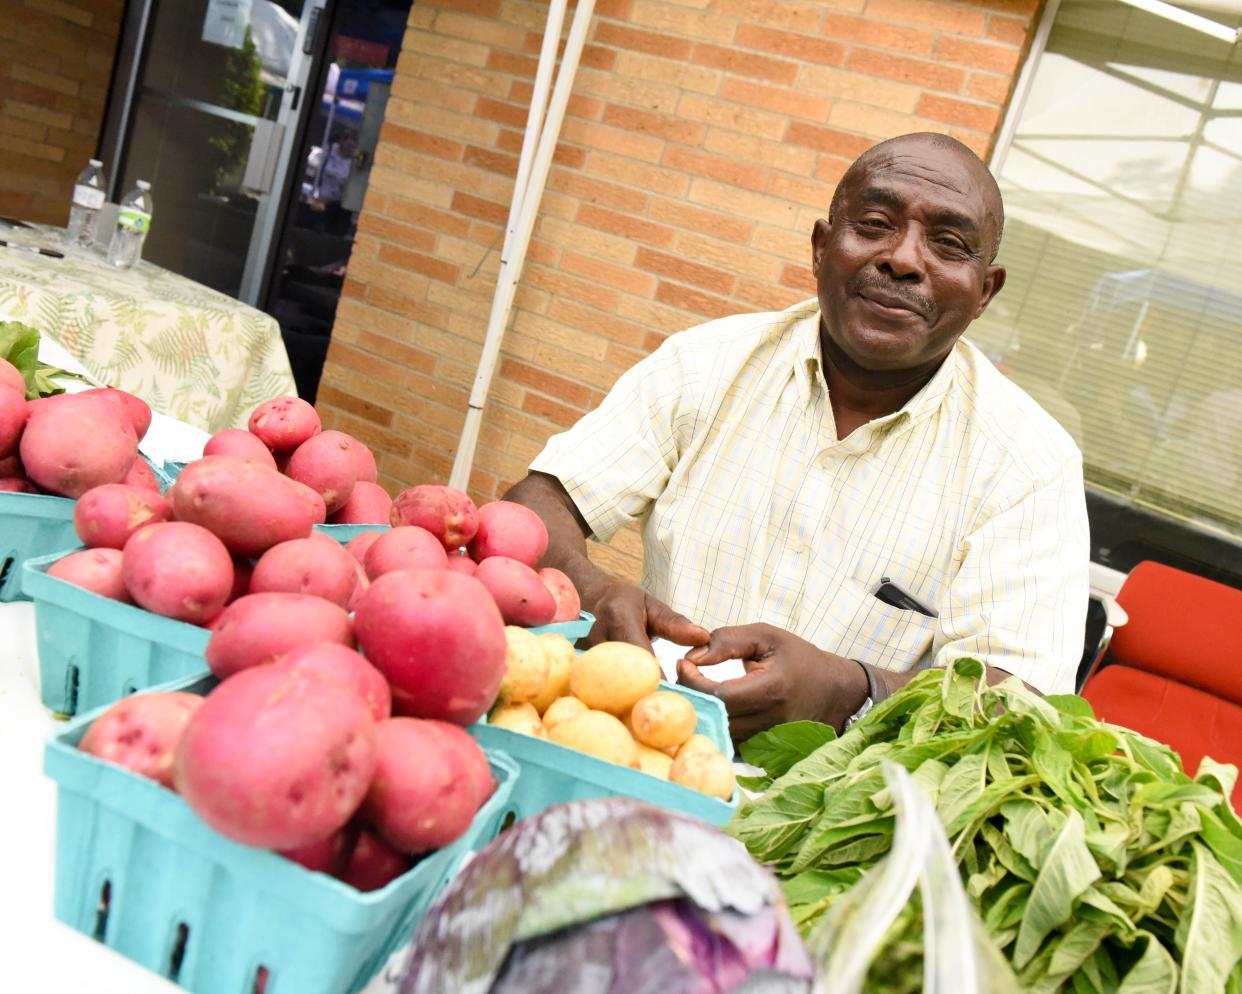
[107,180,153,270]
[67,159,107,248]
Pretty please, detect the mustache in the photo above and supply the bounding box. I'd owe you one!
[846,273,935,319]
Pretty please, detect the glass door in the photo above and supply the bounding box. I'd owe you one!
[261,0,412,400]
[111,0,324,300]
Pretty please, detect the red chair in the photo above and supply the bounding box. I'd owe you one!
[1081,560,1242,809]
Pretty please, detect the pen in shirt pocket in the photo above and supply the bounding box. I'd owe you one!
[874,576,937,618]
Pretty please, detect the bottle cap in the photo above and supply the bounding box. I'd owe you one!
[89,159,102,167]
[137,180,151,190]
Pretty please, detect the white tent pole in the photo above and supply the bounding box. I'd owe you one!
[448,0,595,492]
[504,0,567,259]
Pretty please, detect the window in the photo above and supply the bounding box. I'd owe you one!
[977,0,1242,584]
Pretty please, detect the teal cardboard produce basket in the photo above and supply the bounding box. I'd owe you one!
[22,550,211,716]
[45,674,520,994]
[0,492,77,602]
[0,457,180,603]
[471,680,738,827]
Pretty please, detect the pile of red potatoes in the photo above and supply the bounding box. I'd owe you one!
[0,356,162,495]
[22,389,590,891]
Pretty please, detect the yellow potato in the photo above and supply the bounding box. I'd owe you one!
[541,695,589,732]
[629,691,698,750]
[674,734,718,759]
[498,626,550,706]
[530,634,575,713]
[635,743,674,780]
[549,709,639,768]
[569,641,661,715]
[669,749,735,800]
[489,701,546,737]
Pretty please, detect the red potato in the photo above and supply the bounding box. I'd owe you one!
[0,357,23,395]
[351,442,378,485]
[286,431,359,514]
[474,556,557,627]
[363,525,448,580]
[328,482,392,525]
[47,548,129,601]
[0,386,28,458]
[278,643,391,723]
[203,428,278,469]
[280,827,353,876]
[123,522,233,623]
[425,718,496,809]
[284,476,327,525]
[0,453,21,476]
[248,396,321,453]
[345,530,382,564]
[538,567,581,623]
[353,569,506,725]
[205,592,354,679]
[79,691,203,789]
[338,828,411,891]
[0,477,37,493]
[80,387,151,442]
[174,664,378,850]
[19,393,137,498]
[361,718,490,854]
[444,553,476,577]
[347,572,369,613]
[74,483,172,550]
[227,556,253,603]
[250,536,358,609]
[467,500,548,567]
[123,457,160,493]
[390,485,478,551]
[170,456,315,557]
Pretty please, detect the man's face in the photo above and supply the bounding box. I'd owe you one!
[812,143,1006,374]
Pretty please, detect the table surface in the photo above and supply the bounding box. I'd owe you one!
[0,226,296,434]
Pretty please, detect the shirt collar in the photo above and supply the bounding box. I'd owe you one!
[792,299,959,425]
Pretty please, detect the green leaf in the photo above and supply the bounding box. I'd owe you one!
[1174,842,1242,994]
[935,750,987,830]
[738,720,837,780]
[727,781,826,864]
[1015,809,1102,969]
[1047,694,1098,722]
[1115,931,1178,994]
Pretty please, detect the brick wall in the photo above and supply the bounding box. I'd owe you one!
[319,0,1042,580]
[0,0,123,225]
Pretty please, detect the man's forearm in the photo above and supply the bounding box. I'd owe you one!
[502,473,614,610]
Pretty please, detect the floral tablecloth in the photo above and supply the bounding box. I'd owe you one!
[0,229,295,432]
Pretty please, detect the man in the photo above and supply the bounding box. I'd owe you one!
[505,133,1089,739]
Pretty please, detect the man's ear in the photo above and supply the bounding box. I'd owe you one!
[811,217,832,275]
[974,264,1006,319]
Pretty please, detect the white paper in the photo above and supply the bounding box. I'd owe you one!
[202,0,253,50]
[650,637,748,684]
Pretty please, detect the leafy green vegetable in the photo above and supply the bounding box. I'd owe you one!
[728,659,1242,992]
[0,321,87,398]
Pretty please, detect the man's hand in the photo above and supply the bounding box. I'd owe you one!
[586,582,710,654]
[675,623,869,741]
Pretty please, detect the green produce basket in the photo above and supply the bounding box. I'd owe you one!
[472,680,738,827]
[22,550,211,716]
[529,610,594,642]
[313,522,390,544]
[45,673,520,994]
[0,456,180,603]
[0,491,77,602]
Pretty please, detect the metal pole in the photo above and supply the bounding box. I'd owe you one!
[448,0,595,491]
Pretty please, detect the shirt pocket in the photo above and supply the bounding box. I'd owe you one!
[825,577,940,673]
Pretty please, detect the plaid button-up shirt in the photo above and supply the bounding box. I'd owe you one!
[530,298,1090,694]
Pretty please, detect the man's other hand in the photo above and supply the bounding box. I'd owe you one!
[675,623,869,741]
[586,582,709,654]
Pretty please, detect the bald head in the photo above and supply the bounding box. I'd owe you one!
[830,133,1005,261]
